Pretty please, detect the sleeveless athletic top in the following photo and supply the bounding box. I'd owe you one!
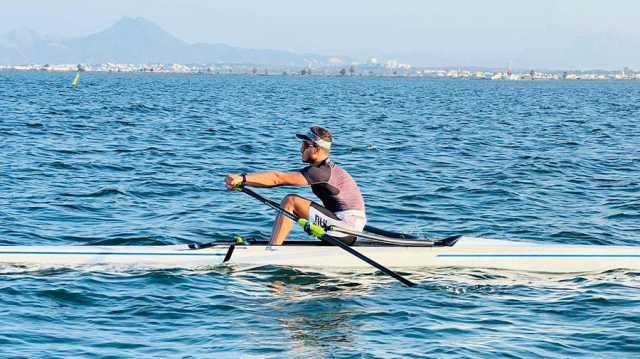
[299,159,365,213]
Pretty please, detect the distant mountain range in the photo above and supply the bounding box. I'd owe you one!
[0,17,347,66]
[3,16,637,70]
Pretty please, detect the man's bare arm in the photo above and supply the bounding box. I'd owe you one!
[225,171,308,190]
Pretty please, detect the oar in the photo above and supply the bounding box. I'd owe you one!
[237,186,416,287]
[238,187,453,247]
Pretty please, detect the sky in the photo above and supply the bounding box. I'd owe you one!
[2,0,639,69]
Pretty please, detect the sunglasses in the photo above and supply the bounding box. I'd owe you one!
[301,141,317,150]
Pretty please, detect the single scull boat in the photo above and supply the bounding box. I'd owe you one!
[1,237,639,273]
[4,188,637,283]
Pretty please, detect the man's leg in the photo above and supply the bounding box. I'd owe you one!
[270,194,311,245]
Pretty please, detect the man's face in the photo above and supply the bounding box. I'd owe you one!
[300,141,316,163]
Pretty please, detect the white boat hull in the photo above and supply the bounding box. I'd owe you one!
[1,237,639,273]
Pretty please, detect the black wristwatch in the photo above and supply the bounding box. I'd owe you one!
[241,173,247,185]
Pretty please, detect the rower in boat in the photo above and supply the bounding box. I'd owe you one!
[225,126,366,246]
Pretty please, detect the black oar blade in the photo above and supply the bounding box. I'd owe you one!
[363,225,421,240]
[434,235,461,247]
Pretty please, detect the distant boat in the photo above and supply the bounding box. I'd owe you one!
[71,72,80,87]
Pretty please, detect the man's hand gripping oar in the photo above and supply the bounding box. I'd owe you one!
[232,184,416,287]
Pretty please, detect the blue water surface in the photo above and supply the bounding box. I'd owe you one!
[1,72,639,358]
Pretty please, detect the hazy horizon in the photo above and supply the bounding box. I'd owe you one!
[2,0,639,69]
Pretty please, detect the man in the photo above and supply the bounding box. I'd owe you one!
[225,126,366,245]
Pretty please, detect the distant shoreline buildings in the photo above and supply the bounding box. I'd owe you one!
[1,62,639,81]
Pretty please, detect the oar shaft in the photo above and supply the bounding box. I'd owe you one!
[320,234,416,287]
[328,226,435,246]
[237,186,416,287]
[242,187,297,221]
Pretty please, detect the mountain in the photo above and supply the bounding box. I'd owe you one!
[0,28,70,64]
[0,17,342,66]
[67,17,189,64]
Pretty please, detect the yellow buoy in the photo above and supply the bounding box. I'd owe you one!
[71,72,80,87]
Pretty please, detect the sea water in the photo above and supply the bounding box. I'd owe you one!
[1,72,639,358]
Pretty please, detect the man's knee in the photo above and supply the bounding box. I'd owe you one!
[281,194,304,208]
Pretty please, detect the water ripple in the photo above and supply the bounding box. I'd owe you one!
[0,73,639,357]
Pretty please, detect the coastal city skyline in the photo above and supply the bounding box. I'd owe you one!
[1,16,639,82]
[2,0,640,70]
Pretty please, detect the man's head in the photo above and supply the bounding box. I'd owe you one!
[296,126,332,164]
